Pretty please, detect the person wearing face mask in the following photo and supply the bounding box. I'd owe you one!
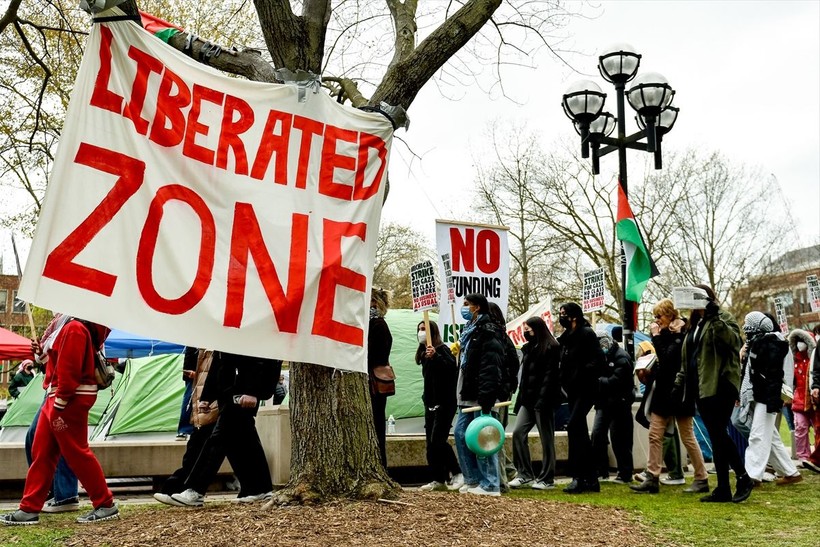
[508,316,561,490]
[367,287,393,468]
[415,321,461,491]
[452,293,505,496]
[787,328,819,470]
[557,302,606,494]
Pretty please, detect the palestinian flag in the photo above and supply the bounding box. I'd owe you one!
[139,11,184,43]
[616,182,659,302]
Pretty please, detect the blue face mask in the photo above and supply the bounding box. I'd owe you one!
[461,306,474,321]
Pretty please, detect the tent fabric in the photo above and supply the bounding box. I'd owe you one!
[104,329,185,358]
[384,309,433,421]
[0,326,33,360]
[0,373,116,436]
[92,354,185,439]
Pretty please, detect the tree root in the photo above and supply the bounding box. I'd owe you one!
[265,479,400,508]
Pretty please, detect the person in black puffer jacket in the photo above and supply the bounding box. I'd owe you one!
[590,331,635,484]
[509,316,561,490]
[558,302,606,494]
[416,320,461,491]
[742,312,802,485]
[453,293,504,496]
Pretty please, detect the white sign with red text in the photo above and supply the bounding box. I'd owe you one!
[505,297,553,348]
[582,267,606,313]
[18,21,393,373]
[808,274,820,313]
[410,260,438,312]
[435,220,509,343]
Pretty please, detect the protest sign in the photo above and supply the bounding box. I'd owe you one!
[673,286,710,310]
[441,253,456,305]
[436,220,509,343]
[582,267,606,313]
[18,21,393,373]
[774,296,788,334]
[410,260,438,312]
[505,297,553,348]
[808,274,820,313]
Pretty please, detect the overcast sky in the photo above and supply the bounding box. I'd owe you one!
[2,0,818,275]
[383,0,820,248]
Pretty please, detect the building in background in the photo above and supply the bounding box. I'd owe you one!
[732,244,820,331]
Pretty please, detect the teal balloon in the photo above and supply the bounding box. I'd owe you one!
[465,413,505,456]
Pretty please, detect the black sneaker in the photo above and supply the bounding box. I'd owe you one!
[563,479,583,493]
[732,474,753,503]
[1,510,39,526]
[700,489,732,503]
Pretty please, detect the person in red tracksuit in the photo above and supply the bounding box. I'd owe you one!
[1,318,119,526]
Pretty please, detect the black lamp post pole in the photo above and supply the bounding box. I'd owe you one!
[614,81,635,361]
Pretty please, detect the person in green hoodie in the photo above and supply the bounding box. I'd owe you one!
[675,284,752,504]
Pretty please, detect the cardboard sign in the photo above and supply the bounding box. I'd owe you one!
[18,22,393,373]
[410,260,438,312]
[774,296,788,334]
[441,253,456,305]
[673,286,709,310]
[582,267,606,313]
[435,220,510,343]
[808,274,820,313]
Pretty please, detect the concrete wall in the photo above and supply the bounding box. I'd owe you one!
[0,404,652,485]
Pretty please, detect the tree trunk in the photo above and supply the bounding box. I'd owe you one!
[271,362,399,505]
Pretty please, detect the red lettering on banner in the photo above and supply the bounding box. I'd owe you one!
[353,132,387,200]
[450,227,501,274]
[182,84,225,165]
[122,47,164,135]
[312,219,367,346]
[149,68,191,147]
[42,144,146,296]
[476,230,500,274]
[136,185,215,314]
[292,116,324,189]
[224,205,308,333]
[450,228,474,273]
[216,95,254,175]
[250,109,292,184]
[90,25,124,113]
[318,125,357,200]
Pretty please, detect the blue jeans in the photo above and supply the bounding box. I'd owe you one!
[454,409,500,492]
[26,400,79,502]
[177,379,194,436]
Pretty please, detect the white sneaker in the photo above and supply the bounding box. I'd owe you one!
[419,481,446,491]
[232,492,273,503]
[633,471,647,482]
[762,472,776,483]
[447,473,465,491]
[466,486,501,497]
[459,483,478,493]
[508,477,533,489]
[531,481,555,490]
[659,475,686,486]
[153,493,175,505]
[170,489,204,507]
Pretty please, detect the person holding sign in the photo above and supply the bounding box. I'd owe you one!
[452,294,505,496]
[415,321,461,491]
[674,285,751,503]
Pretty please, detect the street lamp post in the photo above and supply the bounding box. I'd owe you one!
[561,43,678,359]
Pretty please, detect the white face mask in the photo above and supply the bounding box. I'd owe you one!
[797,341,808,352]
[417,331,427,344]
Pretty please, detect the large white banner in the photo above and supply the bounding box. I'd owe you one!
[19,21,393,373]
[435,220,509,344]
[505,297,553,348]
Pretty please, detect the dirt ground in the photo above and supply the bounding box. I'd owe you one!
[62,491,653,547]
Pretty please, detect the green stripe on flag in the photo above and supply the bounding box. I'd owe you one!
[617,218,654,302]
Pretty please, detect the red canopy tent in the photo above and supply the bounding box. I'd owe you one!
[0,326,33,360]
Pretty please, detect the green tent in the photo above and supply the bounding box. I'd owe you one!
[91,353,185,439]
[0,373,116,441]
[383,309,434,420]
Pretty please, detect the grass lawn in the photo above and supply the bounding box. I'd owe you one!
[510,471,818,547]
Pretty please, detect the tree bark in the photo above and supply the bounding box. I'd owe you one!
[272,362,399,504]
